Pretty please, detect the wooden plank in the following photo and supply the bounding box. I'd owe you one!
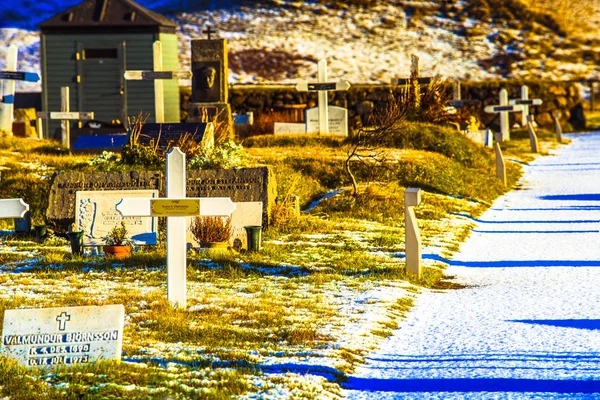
[484,104,524,113]
[49,111,95,120]
[392,77,432,85]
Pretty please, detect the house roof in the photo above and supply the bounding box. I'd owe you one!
[39,0,177,32]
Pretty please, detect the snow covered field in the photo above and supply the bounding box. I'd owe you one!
[345,131,600,399]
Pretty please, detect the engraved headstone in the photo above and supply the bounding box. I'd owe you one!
[305,106,348,135]
[187,167,276,226]
[274,123,306,135]
[75,190,159,245]
[47,171,163,231]
[2,305,124,367]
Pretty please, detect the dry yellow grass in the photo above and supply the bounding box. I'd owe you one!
[523,0,600,36]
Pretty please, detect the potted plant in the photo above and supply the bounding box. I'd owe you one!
[103,221,133,259]
[190,216,232,249]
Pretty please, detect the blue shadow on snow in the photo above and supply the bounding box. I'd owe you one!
[343,377,600,393]
[510,319,600,330]
[539,194,600,201]
[404,253,600,268]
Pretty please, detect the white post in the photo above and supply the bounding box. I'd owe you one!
[404,188,422,278]
[494,141,506,187]
[499,89,509,141]
[166,147,186,308]
[526,115,539,153]
[36,117,43,139]
[61,86,70,148]
[0,45,18,136]
[153,41,164,124]
[453,79,461,101]
[552,111,563,143]
[520,85,529,127]
[317,59,328,135]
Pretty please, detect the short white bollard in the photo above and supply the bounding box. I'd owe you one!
[405,188,422,278]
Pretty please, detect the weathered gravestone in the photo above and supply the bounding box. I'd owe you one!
[187,167,276,226]
[187,29,233,138]
[306,106,348,135]
[75,190,158,245]
[186,201,262,251]
[139,122,214,149]
[2,305,124,367]
[47,171,162,231]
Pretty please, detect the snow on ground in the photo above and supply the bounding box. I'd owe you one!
[344,132,600,399]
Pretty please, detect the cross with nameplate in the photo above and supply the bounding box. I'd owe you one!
[0,45,40,136]
[36,86,94,148]
[0,198,29,219]
[203,26,217,40]
[124,41,192,123]
[484,88,523,141]
[116,147,236,309]
[509,85,543,127]
[295,59,351,134]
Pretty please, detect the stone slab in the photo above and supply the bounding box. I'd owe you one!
[465,129,493,148]
[187,167,276,226]
[47,171,163,232]
[139,123,214,150]
[75,190,158,246]
[305,106,348,135]
[2,305,124,367]
[186,201,262,251]
[274,123,306,135]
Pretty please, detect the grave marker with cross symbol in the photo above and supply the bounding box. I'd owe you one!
[124,41,192,123]
[202,26,217,40]
[509,85,543,127]
[484,88,524,141]
[295,59,350,134]
[116,147,236,309]
[56,311,71,331]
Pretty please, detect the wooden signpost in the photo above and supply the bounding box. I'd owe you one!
[0,198,29,219]
[116,147,236,309]
[36,86,94,147]
[509,85,543,127]
[0,45,40,136]
[124,41,192,124]
[484,89,524,141]
[404,188,422,278]
[295,59,350,135]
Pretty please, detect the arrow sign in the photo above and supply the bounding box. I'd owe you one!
[509,99,543,106]
[117,197,236,217]
[0,198,29,219]
[124,70,193,80]
[295,81,351,92]
[0,71,40,82]
[484,104,524,113]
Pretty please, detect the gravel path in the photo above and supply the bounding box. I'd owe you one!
[344,132,600,399]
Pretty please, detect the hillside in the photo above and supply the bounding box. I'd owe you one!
[1,0,600,93]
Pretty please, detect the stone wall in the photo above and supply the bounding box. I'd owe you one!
[180,79,584,133]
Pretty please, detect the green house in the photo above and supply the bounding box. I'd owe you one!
[39,0,180,140]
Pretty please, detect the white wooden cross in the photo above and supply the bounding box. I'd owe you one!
[124,41,192,124]
[0,198,29,219]
[484,89,523,141]
[509,85,543,127]
[116,147,236,309]
[36,86,94,147]
[295,59,350,134]
[0,45,40,136]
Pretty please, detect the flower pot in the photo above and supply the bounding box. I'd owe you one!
[244,225,262,252]
[67,231,84,256]
[103,245,132,259]
[199,241,229,250]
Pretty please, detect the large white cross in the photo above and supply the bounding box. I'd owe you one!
[0,198,29,219]
[36,86,94,147]
[509,85,543,127]
[295,59,350,134]
[484,89,523,141]
[116,147,235,309]
[0,45,40,136]
[124,41,192,124]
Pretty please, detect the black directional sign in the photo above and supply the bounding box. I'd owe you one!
[0,71,40,82]
[392,77,432,85]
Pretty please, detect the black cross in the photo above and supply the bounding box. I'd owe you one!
[203,26,216,40]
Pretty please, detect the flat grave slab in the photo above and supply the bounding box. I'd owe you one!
[72,135,129,153]
[2,305,124,367]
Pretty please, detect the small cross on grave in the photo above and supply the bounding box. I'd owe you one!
[484,88,523,141]
[124,41,192,124]
[116,147,236,309]
[0,45,40,136]
[391,55,433,86]
[203,26,217,40]
[509,85,543,127]
[295,59,351,134]
[56,311,71,331]
[36,86,94,148]
[0,198,29,219]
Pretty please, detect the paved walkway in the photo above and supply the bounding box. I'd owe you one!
[345,132,600,399]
